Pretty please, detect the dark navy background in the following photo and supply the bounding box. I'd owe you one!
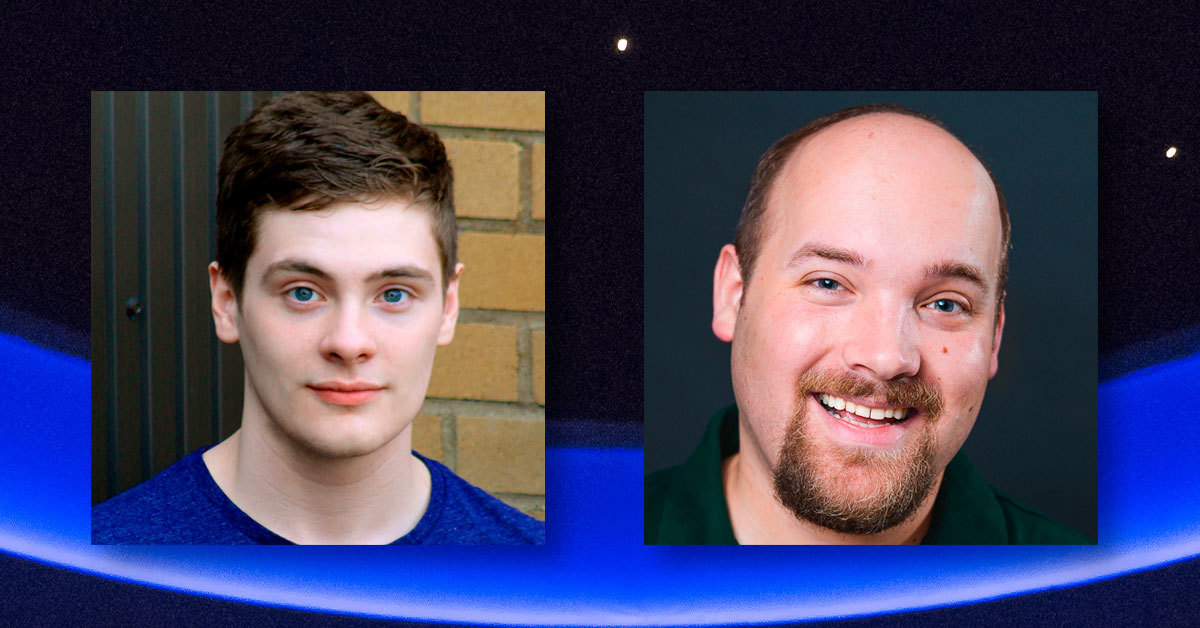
[1,1,1199,625]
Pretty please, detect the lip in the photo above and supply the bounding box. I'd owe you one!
[311,381,383,392]
[811,393,917,448]
[309,382,384,406]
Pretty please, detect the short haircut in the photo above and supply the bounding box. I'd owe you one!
[733,104,1011,311]
[216,91,455,298]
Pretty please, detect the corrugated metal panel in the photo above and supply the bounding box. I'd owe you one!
[91,91,282,504]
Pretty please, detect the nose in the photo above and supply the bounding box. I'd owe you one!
[318,303,377,365]
[841,299,920,381]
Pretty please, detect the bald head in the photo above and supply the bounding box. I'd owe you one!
[734,105,1010,310]
[781,113,998,219]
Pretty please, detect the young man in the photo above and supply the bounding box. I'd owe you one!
[645,104,1090,544]
[93,92,544,545]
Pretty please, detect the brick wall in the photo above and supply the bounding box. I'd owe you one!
[371,92,546,520]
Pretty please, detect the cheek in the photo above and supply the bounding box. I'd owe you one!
[931,330,994,377]
[928,334,994,452]
[961,335,995,378]
[240,311,311,377]
[731,293,833,459]
[743,293,831,369]
[382,317,442,369]
[392,335,436,376]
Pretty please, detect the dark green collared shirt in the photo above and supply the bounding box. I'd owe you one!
[645,405,1092,545]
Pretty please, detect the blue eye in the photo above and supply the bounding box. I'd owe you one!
[289,287,315,302]
[928,298,963,313]
[382,288,409,303]
[814,278,843,291]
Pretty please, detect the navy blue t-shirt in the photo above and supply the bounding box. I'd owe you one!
[92,448,544,545]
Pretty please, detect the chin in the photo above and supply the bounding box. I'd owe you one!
[286,424,404,460]
[773,413,939,535]
[303,440,383,460]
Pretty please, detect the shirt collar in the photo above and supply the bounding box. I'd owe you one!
[658,405,740,544]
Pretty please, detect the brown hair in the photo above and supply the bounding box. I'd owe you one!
[733,104,1011,311]
[216,91,455,298]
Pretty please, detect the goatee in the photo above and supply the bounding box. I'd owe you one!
[772,370,943,535]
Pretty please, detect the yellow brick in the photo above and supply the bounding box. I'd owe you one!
[459,233,545,311]
[531,143,545,221]
[428,323,518,401]
[411,413,443,460]
[456,416,544,494]
[499,496,545,521]
[444,138,519,219]
[524,502,546,521]
[369,91,409,114]
[422,91,545,130]
[532,330,545,406]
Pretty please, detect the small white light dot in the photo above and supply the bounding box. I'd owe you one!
[1166,146,1178,158]
[617,38,628,52]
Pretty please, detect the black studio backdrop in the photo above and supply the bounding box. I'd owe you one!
[643,92,1098,540]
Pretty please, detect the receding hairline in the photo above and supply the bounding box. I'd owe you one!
[756,111,1004,280]
[769,112,997,210]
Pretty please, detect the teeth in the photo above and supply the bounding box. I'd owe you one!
[817,393,909,422]
[838,413,892,429]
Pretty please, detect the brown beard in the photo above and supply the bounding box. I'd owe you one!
[772,370,943,535]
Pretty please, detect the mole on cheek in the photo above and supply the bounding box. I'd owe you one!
[942,346,948,353]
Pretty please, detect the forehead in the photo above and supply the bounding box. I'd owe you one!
[766,114,1002,278]
[249,200,441,284]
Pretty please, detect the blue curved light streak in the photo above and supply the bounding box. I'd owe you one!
[0,330,1195,626]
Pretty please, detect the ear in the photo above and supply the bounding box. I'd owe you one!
[988,301,1005,379]
[437,263,465,346]
[712,244,744,343]
[209,262,240,344]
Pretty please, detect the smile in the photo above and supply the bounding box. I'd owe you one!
[816,393,910,428]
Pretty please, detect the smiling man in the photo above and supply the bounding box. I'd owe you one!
[93,92,544,545]
[644,104,1089,545]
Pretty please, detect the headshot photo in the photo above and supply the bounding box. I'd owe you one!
[644,92,1097,545]
[92,91,546,545]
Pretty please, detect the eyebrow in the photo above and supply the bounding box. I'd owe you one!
[924,260,989,295]
[261,258,435,287]
[786,243,867,269]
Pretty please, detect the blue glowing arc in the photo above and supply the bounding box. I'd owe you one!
[0,331,1196,625]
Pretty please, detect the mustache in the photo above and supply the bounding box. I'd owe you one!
[796,369,944,419]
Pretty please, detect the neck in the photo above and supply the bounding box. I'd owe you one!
[723,421,940,545]
[202,400,430,545]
